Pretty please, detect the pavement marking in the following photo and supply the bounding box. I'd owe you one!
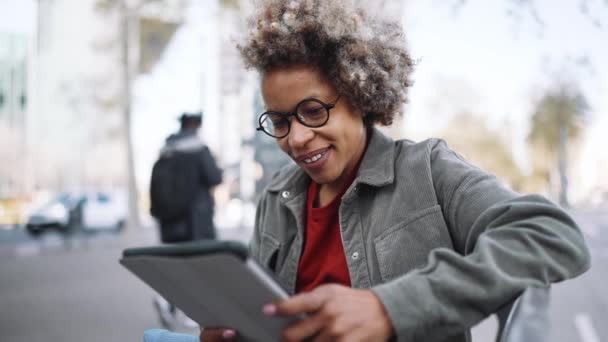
[574,313,600,342]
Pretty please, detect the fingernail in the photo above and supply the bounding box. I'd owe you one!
[263,304,276,315]
[222,329,236,339]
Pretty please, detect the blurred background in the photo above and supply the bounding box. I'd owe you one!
[0,0,606,341]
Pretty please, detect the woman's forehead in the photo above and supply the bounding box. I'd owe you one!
[263,65,324,88]
[261,65,335,110]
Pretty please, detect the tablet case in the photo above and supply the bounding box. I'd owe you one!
[120,240,297,342]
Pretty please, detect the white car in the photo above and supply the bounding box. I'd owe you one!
[25,193,83,236]
[81,191,127,233]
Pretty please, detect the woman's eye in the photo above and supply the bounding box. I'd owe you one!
[272,120,287,128]
[302,107,324,117]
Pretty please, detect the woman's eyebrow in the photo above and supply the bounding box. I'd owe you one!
[264,93,327,112]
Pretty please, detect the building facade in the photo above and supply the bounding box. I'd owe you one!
[0,32,29,197]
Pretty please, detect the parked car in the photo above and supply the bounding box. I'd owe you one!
[81,191,127,233]
[25,193,84,236]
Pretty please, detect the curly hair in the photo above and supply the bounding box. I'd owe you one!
[237,0,414,126]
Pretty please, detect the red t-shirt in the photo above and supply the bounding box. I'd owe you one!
[296,139,369,293]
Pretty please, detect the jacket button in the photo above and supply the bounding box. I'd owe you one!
[281,191,291,199]
[352,252,359,260]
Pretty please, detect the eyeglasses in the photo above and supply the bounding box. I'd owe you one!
[257,95,341,138]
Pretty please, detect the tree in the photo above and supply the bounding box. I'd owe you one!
[527,83,588,207]
[94,0,188,230]
[93,0,139,230]
[95,0,175,229]
[438,112,524,190]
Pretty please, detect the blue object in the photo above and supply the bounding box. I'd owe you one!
[143,329,199,342]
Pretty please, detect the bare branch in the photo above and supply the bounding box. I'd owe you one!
[453,0,606,31]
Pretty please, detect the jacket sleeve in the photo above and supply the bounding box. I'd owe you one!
[199,146,223,187]
[372,139,590,342]
[249,191,271,265]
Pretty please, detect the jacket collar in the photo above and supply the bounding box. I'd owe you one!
[356,128,395,187]
[267,127,396,194]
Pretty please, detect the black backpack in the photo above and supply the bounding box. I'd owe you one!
[150,150,200,221]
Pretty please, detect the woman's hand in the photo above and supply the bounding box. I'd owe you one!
[199,328,236,342]
[264,284,395,342]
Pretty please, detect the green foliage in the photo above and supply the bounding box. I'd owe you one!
[220,0,240,9]
[94,0,118,12]
[527,85,588,157]
[526,84,589,199]
[439,112,524,190]
[94,0,166,13]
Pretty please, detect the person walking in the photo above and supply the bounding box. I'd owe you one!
[151,111,223,243]
[150,111,223,329]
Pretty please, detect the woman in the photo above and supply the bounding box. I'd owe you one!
[201,0,590,341]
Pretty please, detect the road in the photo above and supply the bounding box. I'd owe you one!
[0,211,606,342]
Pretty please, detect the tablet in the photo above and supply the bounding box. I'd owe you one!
[120,240,298,341]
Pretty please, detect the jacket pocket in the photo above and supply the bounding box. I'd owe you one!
[373,205,452,282]
[259,233,281,272]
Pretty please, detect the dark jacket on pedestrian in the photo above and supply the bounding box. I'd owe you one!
[250,128,590,342]
[158,129,222,242]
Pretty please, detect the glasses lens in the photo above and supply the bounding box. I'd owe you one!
[297,100,328,127]
[260,112,289,137]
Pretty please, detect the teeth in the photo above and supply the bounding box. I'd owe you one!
[303,153,323,164]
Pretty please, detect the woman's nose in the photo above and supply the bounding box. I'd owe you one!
[288,119,314,149]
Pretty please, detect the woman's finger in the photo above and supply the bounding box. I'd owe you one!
[266,286,335,317]
[280,311,326,342]
[199,328,237,341]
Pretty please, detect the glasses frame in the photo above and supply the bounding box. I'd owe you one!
[256,95,341,138]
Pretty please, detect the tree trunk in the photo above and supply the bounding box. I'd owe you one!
[558,116,569,208]
[121,0,141,229]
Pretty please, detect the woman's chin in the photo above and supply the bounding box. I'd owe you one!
[307,172,337,186]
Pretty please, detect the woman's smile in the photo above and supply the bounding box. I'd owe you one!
[295,147,331,171]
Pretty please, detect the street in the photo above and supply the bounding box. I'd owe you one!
[0,211,606,342]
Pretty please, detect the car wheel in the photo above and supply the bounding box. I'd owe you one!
[26,226,42,237]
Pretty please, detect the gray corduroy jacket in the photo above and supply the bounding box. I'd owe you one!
[249,128,590,342]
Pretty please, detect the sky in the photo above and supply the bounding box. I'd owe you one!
[0,0,35,34]
[402,0,608,200]
[1,0,607,202]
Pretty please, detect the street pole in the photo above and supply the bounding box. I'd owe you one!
[120,0,141,230]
